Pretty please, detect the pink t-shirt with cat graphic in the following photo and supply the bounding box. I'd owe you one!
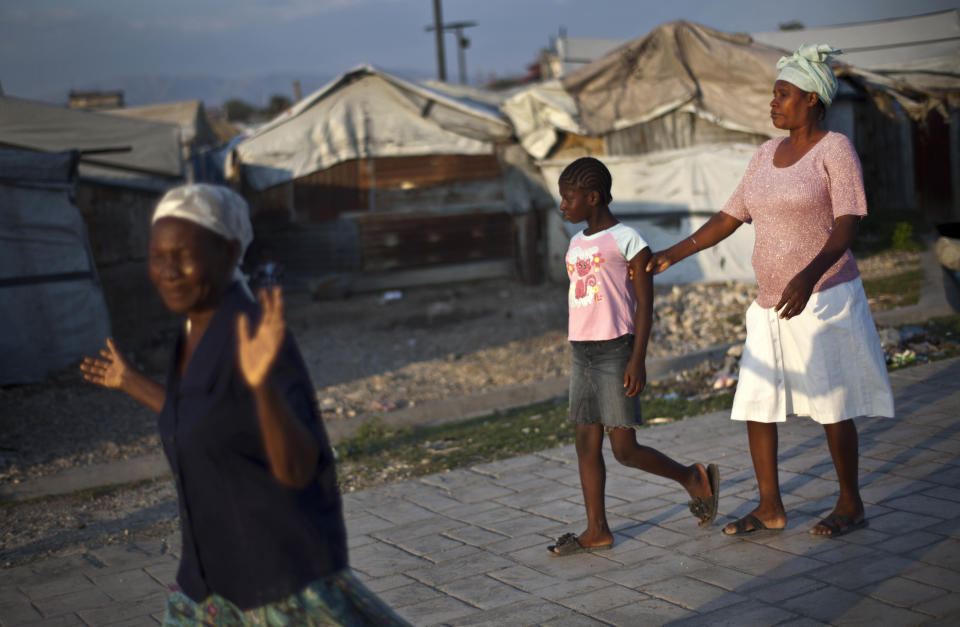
[566,223,649,341]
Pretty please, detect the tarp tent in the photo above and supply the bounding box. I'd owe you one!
[561,21,785,138]
[230,65,513,192]
[0,148,111,384]
[105,100,222,182]
[501,79,589,160]
[0,94,183,189]
[227,66,555,289]
[752,9,960,97]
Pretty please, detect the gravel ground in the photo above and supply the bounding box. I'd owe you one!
[0,249,925,565]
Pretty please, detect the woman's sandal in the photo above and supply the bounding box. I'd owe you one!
[547,533,613,557]
[809,512,868,537]
[688,463,720,527]
[722,513,784,536]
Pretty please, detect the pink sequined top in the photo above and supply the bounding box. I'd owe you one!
[722,131,867,308]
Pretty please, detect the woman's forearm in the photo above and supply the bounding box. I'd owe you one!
[674,212,743,260]
[122,372,167,413]
[798,215,860,283]
[252,383,320,489]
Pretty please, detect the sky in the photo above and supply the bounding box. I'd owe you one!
[1,0,956,104]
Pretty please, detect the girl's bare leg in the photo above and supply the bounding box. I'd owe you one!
[574,424,614,547]
[606,427,712,498]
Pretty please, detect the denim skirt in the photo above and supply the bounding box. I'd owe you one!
[569,334,643,428]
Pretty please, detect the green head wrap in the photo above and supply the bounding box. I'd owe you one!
[776,43,842,107]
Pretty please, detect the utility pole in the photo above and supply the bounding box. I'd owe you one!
[431,0,446,82]
[425,18,477,84]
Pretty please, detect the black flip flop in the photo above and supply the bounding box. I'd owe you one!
[810,513,868,538]
[722,513,784,536]
[547,532,612,557]
[688,463,720,527]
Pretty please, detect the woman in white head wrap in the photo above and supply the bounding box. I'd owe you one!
[775,43,842,113]
[80,184,409,624]
[644,45,894,539]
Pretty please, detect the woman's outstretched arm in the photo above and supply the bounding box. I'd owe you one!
[646,212,744,275]
[237,286,320,489]
[80,338,166,413]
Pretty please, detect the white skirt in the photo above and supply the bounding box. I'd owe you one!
[732,277,895,424]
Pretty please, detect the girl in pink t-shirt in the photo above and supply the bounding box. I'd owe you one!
[647,45,893,539]
[546,157,720,557]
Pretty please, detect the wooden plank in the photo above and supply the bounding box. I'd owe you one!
[355,211,514,272]
[351,259,515,292]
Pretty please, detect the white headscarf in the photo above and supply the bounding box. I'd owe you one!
[776,43,842,107]
[152,184,254,297]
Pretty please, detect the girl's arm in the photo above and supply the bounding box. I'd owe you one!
[80,338,166,413]
[646,212,743,275]
[775,214,861,319]
[625,247,653,397]
[237,287,320,489]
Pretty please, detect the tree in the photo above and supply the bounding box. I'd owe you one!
[223,99,256,123]
[265,94,293,118]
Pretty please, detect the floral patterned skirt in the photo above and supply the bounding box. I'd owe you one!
[163,569,409,626]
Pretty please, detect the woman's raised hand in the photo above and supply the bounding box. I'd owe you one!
[237,286,286,389]
[645,251,674,275]
[80,338,133,390]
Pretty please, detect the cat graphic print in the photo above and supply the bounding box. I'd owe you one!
[567,246,605,308]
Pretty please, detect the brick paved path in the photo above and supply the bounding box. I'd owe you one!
[2,357,958,625]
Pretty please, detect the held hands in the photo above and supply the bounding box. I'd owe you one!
[624,357,646,397]
[237,286,286,389]
[775,270,816,319]
[80,338,133,390]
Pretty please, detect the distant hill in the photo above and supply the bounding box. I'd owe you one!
[34,68,435,108]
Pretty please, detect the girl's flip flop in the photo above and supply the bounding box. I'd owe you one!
[688,463,720,527]
[547,533,612,557]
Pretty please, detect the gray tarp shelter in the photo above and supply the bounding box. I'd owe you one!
[0,94,183,190]
[0,148,111,384]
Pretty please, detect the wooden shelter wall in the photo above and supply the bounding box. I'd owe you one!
[244,154,503,222]
[852,99,913,212]
[354,211,514,272]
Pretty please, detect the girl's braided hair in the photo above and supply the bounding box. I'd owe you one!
[558,157,613,205]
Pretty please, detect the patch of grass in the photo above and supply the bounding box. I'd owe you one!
[335,391,735,492]
[854,207,928,257]
[862,269,924,311]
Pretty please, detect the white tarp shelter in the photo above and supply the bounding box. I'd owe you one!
[0,148,111,384]
[231,65,513,192]
[501,79,589,160]
[751,9,960,91]
[0,94,183,189]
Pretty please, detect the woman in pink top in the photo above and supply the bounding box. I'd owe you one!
[647,45,894,538]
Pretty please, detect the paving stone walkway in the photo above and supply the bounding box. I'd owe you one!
[2,357,959,626]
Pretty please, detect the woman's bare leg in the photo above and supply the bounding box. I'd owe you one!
[724,421,787,533]
[810,419,864,534]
